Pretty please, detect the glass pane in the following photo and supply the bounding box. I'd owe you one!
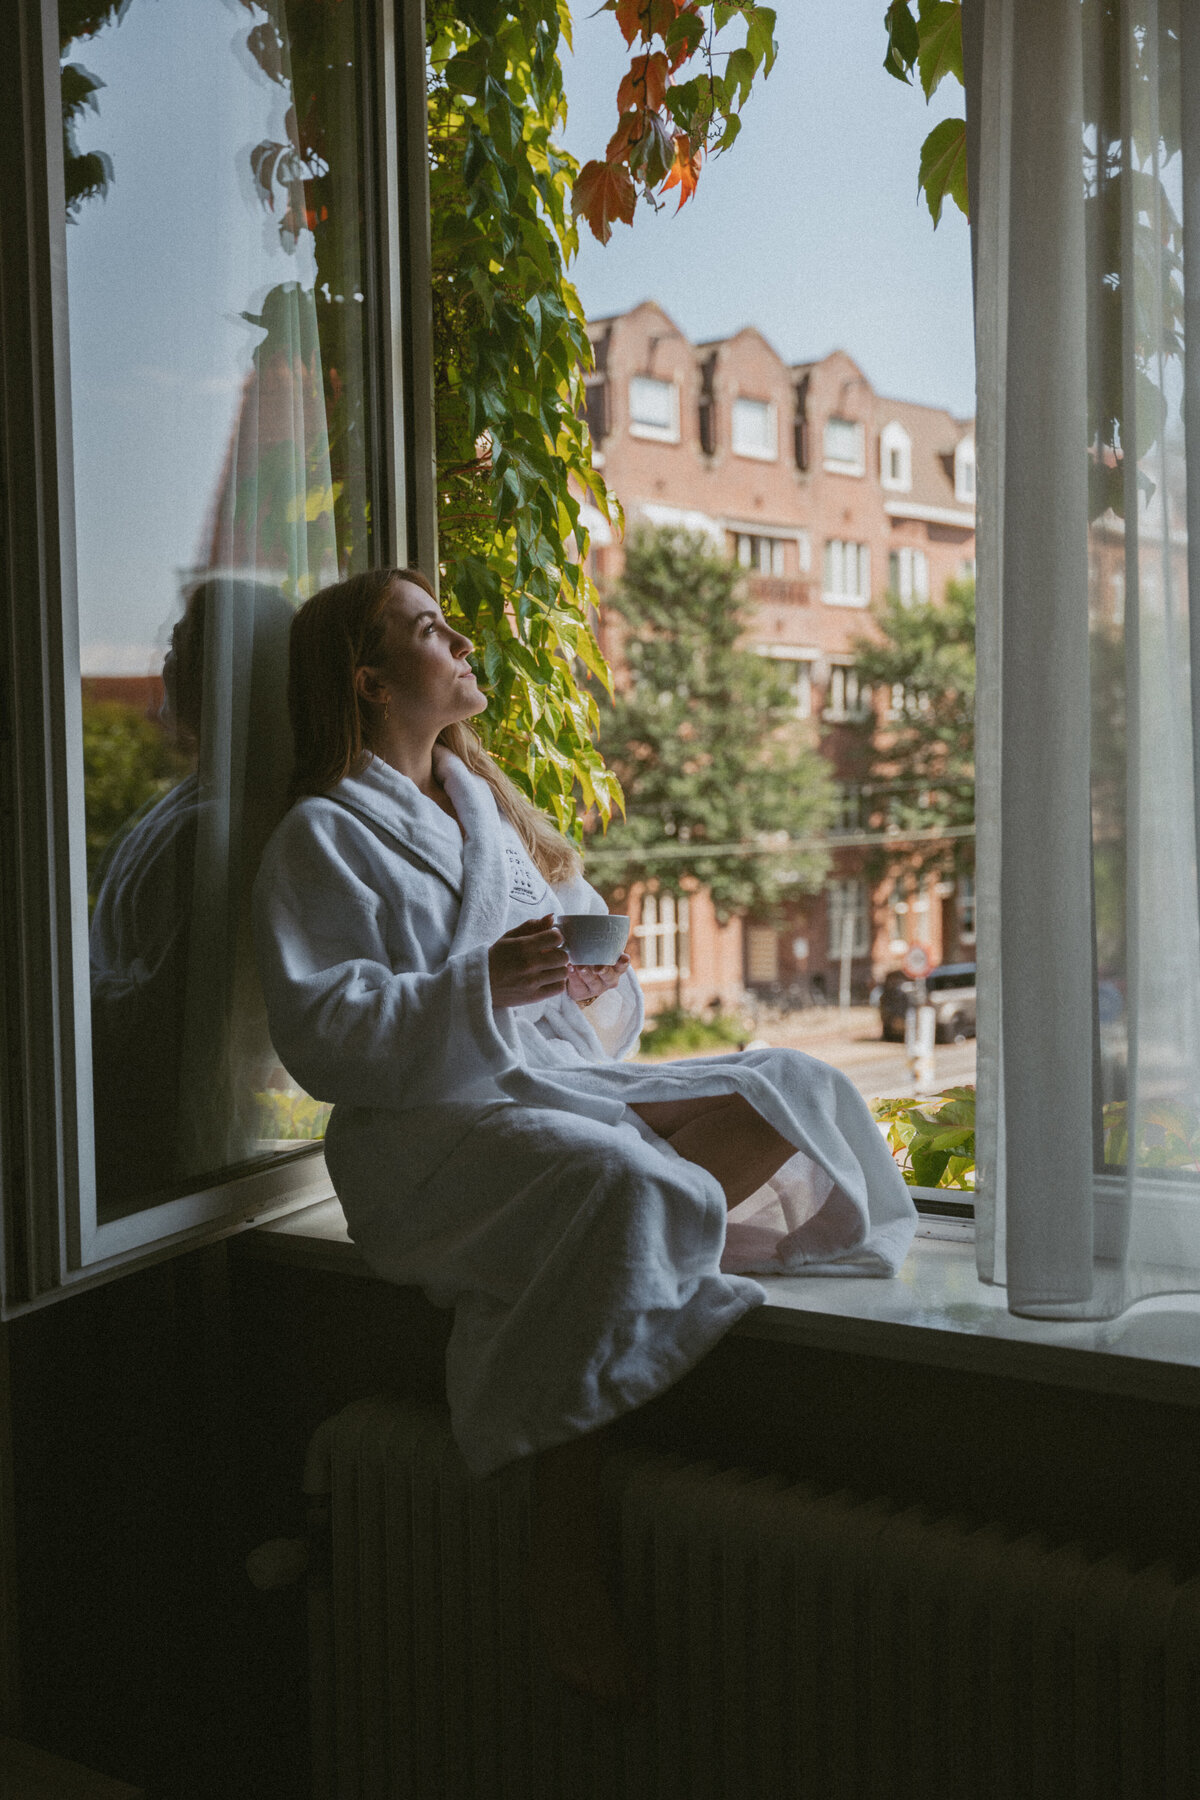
[629,376,674,431]
[64,0,375,1221]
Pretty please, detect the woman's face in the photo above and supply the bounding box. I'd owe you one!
[361,578,486,733]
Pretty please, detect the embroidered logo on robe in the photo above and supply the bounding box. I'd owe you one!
[505,844,542,905]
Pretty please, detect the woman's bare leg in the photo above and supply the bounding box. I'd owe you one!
[631,1093,795,1207]
[525,1427,636,1705]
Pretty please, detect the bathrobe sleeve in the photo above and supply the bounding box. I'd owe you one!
[551,869,644,1060]
[252,806,517,1109]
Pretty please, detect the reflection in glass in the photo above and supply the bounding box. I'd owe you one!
[64,0,372,1216]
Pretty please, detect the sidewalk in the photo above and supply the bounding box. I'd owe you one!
[637,1005,977,1103]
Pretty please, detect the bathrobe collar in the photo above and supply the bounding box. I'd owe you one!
[329,749,516,956]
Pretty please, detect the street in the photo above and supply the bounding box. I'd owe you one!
[638,1005,977,1103]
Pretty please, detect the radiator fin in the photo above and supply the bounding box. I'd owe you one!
[306,1396,1199,1799]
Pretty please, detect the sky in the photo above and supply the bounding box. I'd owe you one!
[557,0,976,419]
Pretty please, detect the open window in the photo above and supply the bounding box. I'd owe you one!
[0,0,434,1314]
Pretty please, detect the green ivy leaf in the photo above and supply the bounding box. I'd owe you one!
[916,0,962,100]
[918,115,968,225]
[883,0,919,82]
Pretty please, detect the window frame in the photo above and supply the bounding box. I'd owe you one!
[822,539,871,607]
[879,420,913,492]
[730,395,778,462]
[0,0,434,1315]
[628,375,681,443]
[822,416,866,476]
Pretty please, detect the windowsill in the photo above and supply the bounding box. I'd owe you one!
[240,1200,1200,1411]
[820,592,869,608]
[822,460,864,477]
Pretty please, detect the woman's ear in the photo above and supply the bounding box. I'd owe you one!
[354,664,384,707]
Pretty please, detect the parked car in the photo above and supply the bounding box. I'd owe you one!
[879,962,977,1044]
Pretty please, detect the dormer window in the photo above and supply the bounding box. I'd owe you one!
[879,421,912,491]
[731,397,778,460]
[823,417,865,475]
[629,375,680,442]
[955,436,976,503]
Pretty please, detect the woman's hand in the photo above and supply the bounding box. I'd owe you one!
[566,954,631,1009]
[488,915,570,1008]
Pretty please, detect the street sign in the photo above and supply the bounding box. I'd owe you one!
[902,944,933,979]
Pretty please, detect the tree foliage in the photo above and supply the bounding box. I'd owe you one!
[882,0,967,226]
[850,578,975,880]
[574,1,778,242]
[586,527,836,917]
[81,700,189,896]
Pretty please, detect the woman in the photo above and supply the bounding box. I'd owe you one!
[252,567,916,1700]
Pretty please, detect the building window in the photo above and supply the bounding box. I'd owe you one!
[746,925,780,985]
[731,397,778,460]
[635,891,691,981]
[827,879,870,958]
[957,874,977,945]
[823,539,871,606]
[888,546,930,603]
[824,663,871,722]
[756,646,815,719]
[831,785,862,833]
[879,421,912,491]
[955,437,977,503]
[629,375,679,442]
[735,533,786,576]
[823,416,865,474]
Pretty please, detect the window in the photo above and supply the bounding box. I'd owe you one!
[0,0,427,1304]
[823,417,865,474]
[756,646,815,718]
[954,437,976,503]
[745,925,780,985]
[635,892,691,981]
[823,539,871,606]
[888,547,930,603]
[824,664,871,722]
[629,375,679,441]
[831,786,862,833]
[735,533,786,576]
[957,874,977,945]
[827,879,870,958]
[731,397,778,460]
[879,421,912,491]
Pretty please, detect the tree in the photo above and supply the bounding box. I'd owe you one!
[849,576,975,885]
[586,527,836,1000]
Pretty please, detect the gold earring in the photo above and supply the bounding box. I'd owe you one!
[383,693,391,722]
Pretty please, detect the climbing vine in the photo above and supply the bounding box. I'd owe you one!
[882,0,968,226]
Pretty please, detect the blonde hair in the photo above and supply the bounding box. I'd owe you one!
[288,567,581,886]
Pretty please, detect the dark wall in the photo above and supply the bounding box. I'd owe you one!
[8,1243,1200,1797]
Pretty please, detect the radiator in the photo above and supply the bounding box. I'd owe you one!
[303,1395,1200,1800]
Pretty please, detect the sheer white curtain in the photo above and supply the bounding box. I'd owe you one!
[974,0,1200,1317]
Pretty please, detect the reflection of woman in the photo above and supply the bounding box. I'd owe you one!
[89,579,293,1211]
[253,568,916,1700]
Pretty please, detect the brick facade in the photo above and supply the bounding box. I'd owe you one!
[581,301,977,1014]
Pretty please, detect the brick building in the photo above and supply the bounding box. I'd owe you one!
[579,299,977,1013]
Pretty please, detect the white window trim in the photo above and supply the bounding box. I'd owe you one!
[822,539,871,608]
[754,643,816,719]
[879,421,913,492]
[628,375,681,443]
[634,892,691,983]
[823,417,866,477]
[954,436,977,504]
[731,396,779,462]
[823,661,872,724]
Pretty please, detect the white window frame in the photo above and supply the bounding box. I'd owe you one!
[955,436,977,503]
[635,891,691,982]
[731,396,778,461]
[0,0,427,1315]
[755,644,816,719]
[879,421,912,492]
[823,539,871,607]
[888,545,930,604]
[826,878,870,958]
[735,533,786,577]
[823,417,865,476]
[628,375,681,443]
[823,662,871,723]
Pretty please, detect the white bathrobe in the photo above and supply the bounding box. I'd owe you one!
[252,750,916,1474]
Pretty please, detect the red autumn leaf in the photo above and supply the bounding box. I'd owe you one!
[659,132,701,210]
[606,110,644,164]
[614,0,684,48]
[572,158,638,244]
[617,51,670,113]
